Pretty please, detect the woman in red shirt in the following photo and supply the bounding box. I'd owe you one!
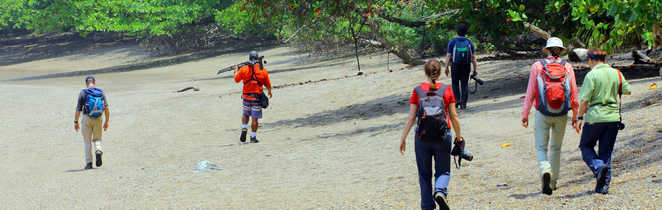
[399,59,463,210]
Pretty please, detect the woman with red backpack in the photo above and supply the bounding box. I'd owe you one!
[521,37,579,195]
[399,59,463,210]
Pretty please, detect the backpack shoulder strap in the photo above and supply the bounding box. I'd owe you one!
[414,86,426,99]
[540,59,550,72]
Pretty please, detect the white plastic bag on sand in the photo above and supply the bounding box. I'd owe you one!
[195,161,223,172]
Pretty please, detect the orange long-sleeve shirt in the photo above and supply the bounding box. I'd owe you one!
[234,64,271,100]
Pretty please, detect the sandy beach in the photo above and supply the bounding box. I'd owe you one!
[0,39,660,208]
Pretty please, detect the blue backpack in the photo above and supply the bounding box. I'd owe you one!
[84,88,105,118]
[452,38,473,65]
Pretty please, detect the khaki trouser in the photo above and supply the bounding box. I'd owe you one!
[534,111,568,188]
[81,115,103,163]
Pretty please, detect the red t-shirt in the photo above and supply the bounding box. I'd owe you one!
[409,82,456,127]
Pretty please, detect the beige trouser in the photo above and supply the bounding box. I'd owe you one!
[81,115,103,163]
[534,111,568,188]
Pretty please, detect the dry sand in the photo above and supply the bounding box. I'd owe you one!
[0,42,660,208]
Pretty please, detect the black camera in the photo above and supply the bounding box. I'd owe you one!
[451,137,473,168]
[617,122,625,130]
[471,73,484,85]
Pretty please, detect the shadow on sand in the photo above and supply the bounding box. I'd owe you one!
[8,43,279,81]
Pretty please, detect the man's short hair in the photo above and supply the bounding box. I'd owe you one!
[456,23,468,36]
[588,48,607,62]
[85,76,95,83]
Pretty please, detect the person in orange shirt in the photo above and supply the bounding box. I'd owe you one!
[234,51,273,143]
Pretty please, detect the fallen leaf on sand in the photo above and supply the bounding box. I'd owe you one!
[482,96,489,99]
[649,83,657,90]
[642,99,659,107]
[501,143,512,148]
[389,69,393,72]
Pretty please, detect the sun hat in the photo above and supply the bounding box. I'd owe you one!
[543,37,566,54]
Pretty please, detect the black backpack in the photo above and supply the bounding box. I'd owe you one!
[415,85,449,142]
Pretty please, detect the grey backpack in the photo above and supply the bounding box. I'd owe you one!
[415,85,449,142]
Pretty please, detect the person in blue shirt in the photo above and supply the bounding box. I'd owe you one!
[444,23,478,110]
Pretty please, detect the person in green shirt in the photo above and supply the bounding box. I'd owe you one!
[574,48,632,194]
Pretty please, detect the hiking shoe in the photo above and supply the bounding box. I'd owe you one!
[250,137,259,143]
[84,162,93,170]
[596,166,609,194]
[240,128,248,142]
[434,192,449,210]
[542,172,553,195]
[95,150,103,167]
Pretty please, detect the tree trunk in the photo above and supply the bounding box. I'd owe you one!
[523,22,551,40]
[365,19,424,65]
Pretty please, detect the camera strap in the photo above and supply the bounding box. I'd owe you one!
[616,69,623,123]
[453,156,461,169]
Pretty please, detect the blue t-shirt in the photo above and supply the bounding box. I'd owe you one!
[446,36,476,55]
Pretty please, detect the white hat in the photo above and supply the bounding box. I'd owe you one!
[544,37,565,49]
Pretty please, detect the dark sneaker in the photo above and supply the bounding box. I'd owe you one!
[250,137,259,143]
[596,184,609,194]
[542,172,553,195]
[434,192,449,210]
[84,162,93,170]
[596,166,608,194]
[240,128,248,142]
[461,104,467,110]
[95,150,103,167]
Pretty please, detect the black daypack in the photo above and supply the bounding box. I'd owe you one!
[415,85,449,142]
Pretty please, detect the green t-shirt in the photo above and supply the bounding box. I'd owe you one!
[579,64,631,124]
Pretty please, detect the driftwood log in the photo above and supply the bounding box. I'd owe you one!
[176,86,200,93]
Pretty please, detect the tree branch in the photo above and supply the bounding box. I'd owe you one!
[375,9,460,27]
[523,22,551,40]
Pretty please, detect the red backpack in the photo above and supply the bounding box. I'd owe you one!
[536,59,572,116]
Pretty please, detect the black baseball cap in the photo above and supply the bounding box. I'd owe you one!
[85,76,96,83]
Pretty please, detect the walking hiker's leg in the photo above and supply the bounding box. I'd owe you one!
[433,134,452,196]
[579,123,601,177]
[415,140,435,210]
[549,115,568,185]
[81,117,93,164]
[451,65,461,107]
[242,114,250,125]
[459,66,471,107]
[534,112,552,173]
[92,117,103,152]
[597,123,619,189]
[251,117,259,133]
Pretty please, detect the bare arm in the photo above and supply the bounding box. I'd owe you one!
[444,54,451,76]
[574,100,590,133]
[103,106,110,131]
[471,54,478,74]
[448,103,462,140]
[399,104,418,155]
[74,111,81,132]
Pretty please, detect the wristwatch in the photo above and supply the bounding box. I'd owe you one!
[74,121,78,124]
[577,116,584,120]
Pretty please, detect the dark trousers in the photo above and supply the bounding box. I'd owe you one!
[415,132,452,210]
[451,63,471,107]
[578,122,620,190]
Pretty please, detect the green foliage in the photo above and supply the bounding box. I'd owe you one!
[1,0,659,55]
[549,0,662,52]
